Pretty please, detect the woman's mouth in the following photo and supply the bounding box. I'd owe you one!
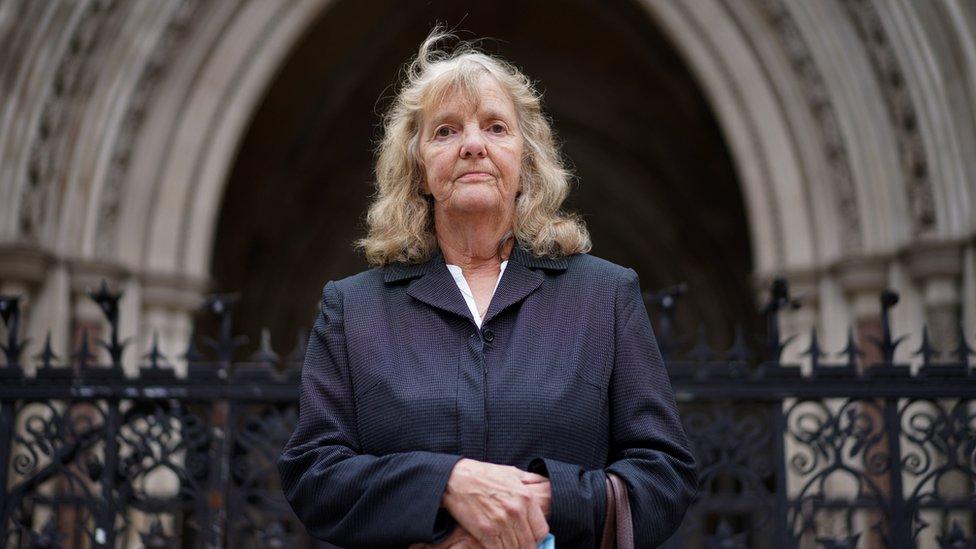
[456,171,494,182]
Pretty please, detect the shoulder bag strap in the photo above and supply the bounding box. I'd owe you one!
[608,473,634,549]
[600,475,616,549]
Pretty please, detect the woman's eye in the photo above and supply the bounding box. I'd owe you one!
[435,126,454,138]
[489,123,506,134]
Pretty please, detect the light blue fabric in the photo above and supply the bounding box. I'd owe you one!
[537,534,555,549]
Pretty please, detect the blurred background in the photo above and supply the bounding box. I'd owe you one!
[0,0,974,547]
[2,0,974,374]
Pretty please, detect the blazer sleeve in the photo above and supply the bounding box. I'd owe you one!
[530,268,698,547]
[277,281,463,546]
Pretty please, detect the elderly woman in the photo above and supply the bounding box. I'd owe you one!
[278,31,697,548]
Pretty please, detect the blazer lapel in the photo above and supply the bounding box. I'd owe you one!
[481,246,567,326]
[385,251,473,322]
[384,245,568,326]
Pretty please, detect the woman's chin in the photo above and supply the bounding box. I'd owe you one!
[447,190,507,213]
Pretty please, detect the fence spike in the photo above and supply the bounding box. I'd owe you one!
[72,329,96,372]
[89,279,127,367]
[839,326,864,370]
[181,332,204,363]
[142,331,169,369]
[248,328,280,364]
[34,331,60,369]
[725,324,750,363]
[952,324,973,370]
[0,295,28,366]
[913,325,937,368]
[803,328,824,370]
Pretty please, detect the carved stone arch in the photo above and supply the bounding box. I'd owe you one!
[113,0,852,292]
[0,1,93,242]
[641,0,822,277]
[641,0,933,275]
[867,0,976,237]
[122,0,959,285]
[119,0,333,283]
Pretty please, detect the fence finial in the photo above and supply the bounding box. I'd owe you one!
[201,294,247,365]
[871,288,906,364]
[763,277,801,363]
[0,295,28,367]
[89,279,129,368]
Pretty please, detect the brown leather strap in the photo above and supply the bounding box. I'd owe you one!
[600,476,616,549]
[600,473,634,549]
[609,473,634,549]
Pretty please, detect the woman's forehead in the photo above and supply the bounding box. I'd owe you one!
[424,76,516,119]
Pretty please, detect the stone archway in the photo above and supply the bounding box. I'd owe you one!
[210,0,757,352]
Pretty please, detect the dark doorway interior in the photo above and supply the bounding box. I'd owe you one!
[211,0,757,356]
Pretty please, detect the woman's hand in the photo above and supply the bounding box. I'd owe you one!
[411,473,551,549]
[441,458,550,548]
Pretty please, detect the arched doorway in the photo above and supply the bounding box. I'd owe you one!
[210,0,757,353]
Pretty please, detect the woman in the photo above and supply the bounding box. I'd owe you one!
[278,30,697,548]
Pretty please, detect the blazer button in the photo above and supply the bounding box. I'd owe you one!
[483,329,494,342]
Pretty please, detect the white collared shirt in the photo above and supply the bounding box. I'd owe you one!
[445,261,509,328]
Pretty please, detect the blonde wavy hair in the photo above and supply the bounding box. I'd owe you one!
[357,29,591,266]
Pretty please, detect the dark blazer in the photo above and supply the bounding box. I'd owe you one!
[278,245,697,548]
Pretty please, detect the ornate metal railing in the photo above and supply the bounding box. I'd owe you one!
[655,281,976,548]
[0,287,305,548]
[0,279,974,548]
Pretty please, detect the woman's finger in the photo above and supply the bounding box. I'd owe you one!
[524,481,551,518]
[520,472,548,484]
[502,489,538,549]
[526,500,549,543]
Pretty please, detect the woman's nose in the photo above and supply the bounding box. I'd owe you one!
[459,128,487,158]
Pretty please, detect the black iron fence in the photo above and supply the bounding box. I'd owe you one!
[0,279,974,548]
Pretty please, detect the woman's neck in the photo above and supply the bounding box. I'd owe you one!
[434,209,515,275]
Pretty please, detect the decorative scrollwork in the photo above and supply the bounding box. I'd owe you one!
[898,398,976,543]
[783,398,897,545]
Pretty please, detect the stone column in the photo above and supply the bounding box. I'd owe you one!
[963,243,976,343]
[905,239,964,361]
[906,240,971,542]
[140,272,206,377]
[835,255,890,366]
[0,245,54,374]
[835,254,892,548]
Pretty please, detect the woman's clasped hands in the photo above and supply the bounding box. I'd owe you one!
[410,458,551,549]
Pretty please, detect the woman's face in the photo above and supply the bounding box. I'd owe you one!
[418,74,523,217]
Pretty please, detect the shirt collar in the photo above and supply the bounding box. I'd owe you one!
[383,243,568,284]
